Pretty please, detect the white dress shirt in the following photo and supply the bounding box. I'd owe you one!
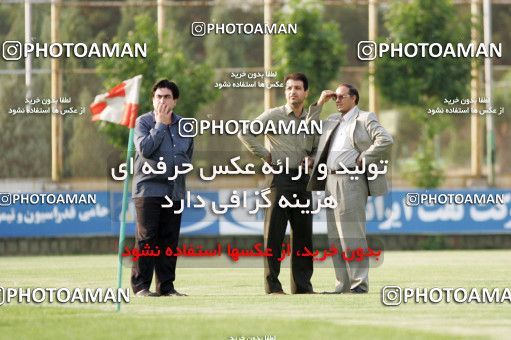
[326,106,360,170]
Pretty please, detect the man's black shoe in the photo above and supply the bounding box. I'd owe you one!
[350,287,368,294]
[135,289,159,297]
[160,289,187,296]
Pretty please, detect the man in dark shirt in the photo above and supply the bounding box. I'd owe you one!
[131,79,193,297]
[238,73,331,294]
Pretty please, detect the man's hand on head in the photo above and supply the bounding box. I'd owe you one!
[155,102,172,125]
[317,90,336,106]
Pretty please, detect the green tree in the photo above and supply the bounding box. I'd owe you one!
[0,75,51,178]
[375,0,470,188]
[58,6,123,177]
[494,70,511,173]
[0,6,52,178]
[200,2,266,165]
[95,13,218,149]
[205,2,263,68]
[273,0,346,101]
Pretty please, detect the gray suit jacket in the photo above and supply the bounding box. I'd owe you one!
[306,107,393,196]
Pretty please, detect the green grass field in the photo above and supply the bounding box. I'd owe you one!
[1,250,510,339]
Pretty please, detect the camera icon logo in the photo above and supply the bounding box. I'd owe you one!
[191,22,207,37]
[0,287,5,306]
[179,118,198,137]
[405,193,420,207]
[357,41,377,61]
[2,41,23,61]
[0,193,12,206]
[382,285,402,306]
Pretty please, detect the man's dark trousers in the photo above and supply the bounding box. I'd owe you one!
[264,172,313,294]
[131,197,182,295]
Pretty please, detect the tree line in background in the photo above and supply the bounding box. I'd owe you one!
[0,0,510,186]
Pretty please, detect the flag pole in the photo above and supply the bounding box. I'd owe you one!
[116,127,135,312]
[89,74,141,312]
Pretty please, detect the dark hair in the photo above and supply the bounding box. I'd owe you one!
[338,83,359,104]
[152,79,179,99]
[284,73,308,91]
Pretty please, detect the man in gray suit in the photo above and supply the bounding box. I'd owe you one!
[307,83,393,294]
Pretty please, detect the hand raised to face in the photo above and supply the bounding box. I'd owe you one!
[317,90,336,106]
[155,101,172,125]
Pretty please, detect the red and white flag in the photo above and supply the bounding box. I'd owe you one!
[90,75,142,128]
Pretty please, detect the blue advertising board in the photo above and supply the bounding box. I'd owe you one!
[0,190,510,237]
